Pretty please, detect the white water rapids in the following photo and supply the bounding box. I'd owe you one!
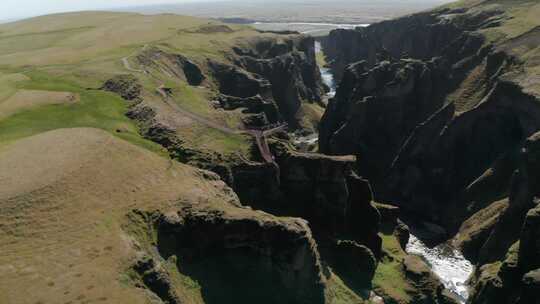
[314,35,474,304]
[315,41,337,98]
[406,234,474,303]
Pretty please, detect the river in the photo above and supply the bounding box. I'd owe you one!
[406,233,474,303]
[307,33,474,304]
[290,41,336,150]
[315,41,337,98]
[312,27,474,304]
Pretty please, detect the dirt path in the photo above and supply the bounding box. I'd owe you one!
[121,44,148,73]
[156,86,242,135]
[121,44,242,135]
[121,45,288,164]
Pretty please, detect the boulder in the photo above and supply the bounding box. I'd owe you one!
[394,219,411,251]
[333,240,377,285]
[518,204,540,273]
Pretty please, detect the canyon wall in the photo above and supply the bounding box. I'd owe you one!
[319,1,540,303]
[320,2,540,226]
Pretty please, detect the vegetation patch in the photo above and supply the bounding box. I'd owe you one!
[372,233,414,304]
[0,69,165,155]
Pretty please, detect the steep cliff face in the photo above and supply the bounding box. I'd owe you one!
[321,4,508,80]
[319,1,540,303]
[232,141,382,256]
[121,33,326,186]
[128,204,327,304]
[319,58,450,186]
[214,35,326,130]
[319,1,540,226]
[466,131,540,304]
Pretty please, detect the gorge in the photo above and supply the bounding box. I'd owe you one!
[1,1,540,304]
[317,0,540,303]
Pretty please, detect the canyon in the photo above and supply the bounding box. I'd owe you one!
[319,0,540,303]
[1,0,540,303]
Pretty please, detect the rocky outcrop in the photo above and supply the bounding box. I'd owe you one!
[319,3,540,230]
[132,255,183,304]
[519,269,540,304]
[467,131,540,303]
[231,141,382,255]
[102,74,142,101]
[402,255,461,304]
[128,203,328,304]
[209,60,272,98]
[322,7,503,81]
[220,35,326,129]
[319,239,378,292]
[158,206,326,304]
[216,94,280,127]
[517,204,540,274]
[395,219,411,250]
[136,47,206,86]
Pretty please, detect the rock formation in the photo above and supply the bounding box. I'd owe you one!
[318,1,540,303]
[132,205,327,304]
[232,141,382,255]
[206,35,327,130]
[319,1,540,229]
[102,74,143,101]
[402,255,461,304]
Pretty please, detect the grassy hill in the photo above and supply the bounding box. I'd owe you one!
[0,127,257,304]
[0,11,365,304]
[0,11,281,156]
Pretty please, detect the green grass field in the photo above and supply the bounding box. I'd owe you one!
[372,229,414,303]
[0,68,166,155]
[0,12,274,156]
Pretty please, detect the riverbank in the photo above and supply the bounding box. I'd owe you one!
[407,234,474,303]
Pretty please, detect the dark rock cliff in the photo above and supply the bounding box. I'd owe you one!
[319,4,540,228]
[126,202,327,304]
[232,141,382,256]
[318,2,540,304]
[215,35,326,130]
[467,131,540,304]
[120,34,326,186]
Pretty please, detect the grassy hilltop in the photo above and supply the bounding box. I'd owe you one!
[0,11,364,304]
[0,11,283,155]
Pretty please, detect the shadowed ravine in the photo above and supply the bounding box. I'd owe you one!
[317,38,475,303]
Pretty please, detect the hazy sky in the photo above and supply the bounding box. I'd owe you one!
[1,0,217,20]
[1,0,449,21]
